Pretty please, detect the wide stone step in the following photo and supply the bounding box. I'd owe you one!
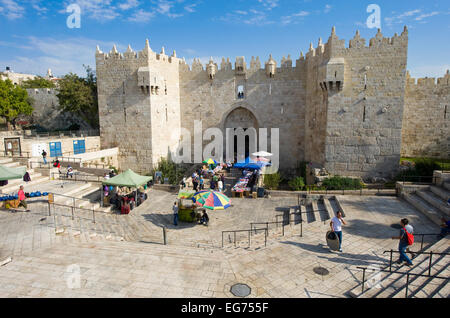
[416,190,450,217]
[402,193,444,226]
[1,171,42,188]
[348,236,450,298]
[0,175,49,194]
[392,252,450,298]
[429,185,450,202]
[0,158,13,164]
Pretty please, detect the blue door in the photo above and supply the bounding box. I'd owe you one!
[73,140,86,155]
[49,142,62,157]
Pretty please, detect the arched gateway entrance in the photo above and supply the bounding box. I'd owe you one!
[223,107,259,162]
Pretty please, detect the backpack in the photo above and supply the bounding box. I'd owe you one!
[403,227,414,246]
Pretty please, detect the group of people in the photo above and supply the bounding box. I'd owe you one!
[182,169,226,193]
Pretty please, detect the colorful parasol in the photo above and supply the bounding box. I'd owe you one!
[193,190,231,210]
[203,158,218,165]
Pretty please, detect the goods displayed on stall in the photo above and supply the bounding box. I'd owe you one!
[1,192,49,209]
[102,169,152,214]
[177,190,198,222]
[231,157,266,197]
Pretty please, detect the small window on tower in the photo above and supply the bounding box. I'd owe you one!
[237,85,244,99]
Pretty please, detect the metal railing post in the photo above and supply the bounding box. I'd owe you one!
[405,273,410,298]
[282,222,285,236]
[163,226,167,245]
[248,230,251,247]
[428,252,433,276]
[421,235,425,250]
[221,232,224,248]
[361,268,366,293]
[71,206,74,220]
[300,220,303,237]
[92,209,95,224]
[264,228,267,247]
[389,250,393,273]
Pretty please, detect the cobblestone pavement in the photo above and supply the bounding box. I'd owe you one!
[0,191,442,298]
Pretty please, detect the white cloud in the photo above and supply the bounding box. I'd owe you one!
[281,11,310,25]
[128,9,155,22]
[118,0,139,10]
[0,36,124,77]
[324,4,332,14]
[0,0,25,20]
[257,0,279,10]
[415,11,439,21]
[62,0,120,21]
[184,3,197,13]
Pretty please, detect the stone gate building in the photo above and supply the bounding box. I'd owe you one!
[95,26,449,179]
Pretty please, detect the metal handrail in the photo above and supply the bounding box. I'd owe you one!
[221,227,268,248]
[54,156,82,163]
[356,266,449,297]
[0,150,31,159]
[383,249,450,276]
[399,175,439,184]
[51,172,105,183]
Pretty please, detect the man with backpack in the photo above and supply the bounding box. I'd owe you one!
[392,218,414,266]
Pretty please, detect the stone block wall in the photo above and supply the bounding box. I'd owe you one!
[401,71,450,158]
[26,88,90,131]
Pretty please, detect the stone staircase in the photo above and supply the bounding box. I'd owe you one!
[0,158,49,194]
[348,236,450,298]
[221,195,343,254]
[402,182,450,225]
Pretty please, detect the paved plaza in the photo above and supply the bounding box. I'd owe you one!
[0,189,444,298]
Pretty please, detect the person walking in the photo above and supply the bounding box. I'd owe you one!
[218,179,223,193]
[199,176,204,190]
[438,217,450,239]
[330,211,346,252]
[18,185,30,212]
[41,150,47,164]
[392,218,414,266]
[173,201,179,226]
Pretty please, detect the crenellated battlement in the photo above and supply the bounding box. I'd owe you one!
[406,70,450,89]
[95,39,181,66]
[303,26,408,63]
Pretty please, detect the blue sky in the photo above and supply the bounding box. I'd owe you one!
[0,0,449,78]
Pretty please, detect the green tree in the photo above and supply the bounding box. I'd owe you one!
[0,78,33,130]
[56,65,99,128]
[20,76,55,89]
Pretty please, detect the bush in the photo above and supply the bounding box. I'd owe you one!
[288,176,305,191]
[264,172,282,190]
[395,158,443,183]
[155,157,186,185]
[322,176,363,190]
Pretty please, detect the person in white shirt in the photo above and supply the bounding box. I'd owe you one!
[330,211,347,252]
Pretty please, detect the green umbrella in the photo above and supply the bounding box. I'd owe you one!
[0,165,26,181]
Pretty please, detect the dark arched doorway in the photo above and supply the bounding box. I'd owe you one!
[223,107,259,162]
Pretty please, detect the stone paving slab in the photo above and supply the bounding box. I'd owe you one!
[0,192,447,298]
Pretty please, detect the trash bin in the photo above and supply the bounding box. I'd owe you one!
[257,187,265,198]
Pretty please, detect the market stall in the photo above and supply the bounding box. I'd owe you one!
[102,169,152,214]
[231,157,268,198]
[0,165,27,209]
